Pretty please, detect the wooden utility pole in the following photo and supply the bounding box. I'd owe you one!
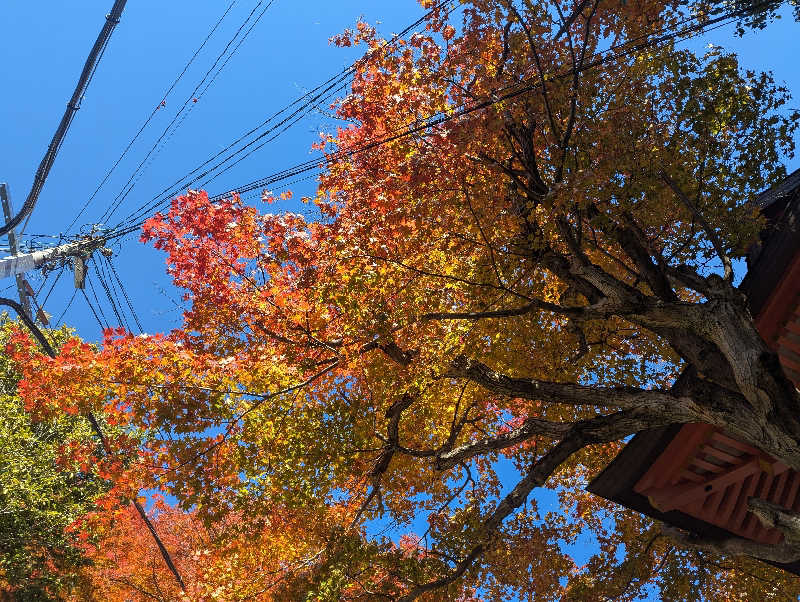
[0,184,32,318]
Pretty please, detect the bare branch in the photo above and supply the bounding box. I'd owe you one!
[495,18,514,79]
[545,230,646,305]
[345,253,533,301]
[554,0,598,182]
[238,359,339,420]
[663,526,800,564]
[464,186,507,288]
[435,416,571,470]
[554,0,594,38]
[502,0,561,143]
[351,394,418,525]
[422,303,537,321]
[660,170,733,283]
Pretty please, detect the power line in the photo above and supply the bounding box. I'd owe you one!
[98,256,131,331]
[37,267,65,316]
[110,3,698,233]
[91,257,127,330]
[109,0,458,231]
[55,289,79,326]
[200,6,754,201]
[85,275,111,330]
[107,0,753,240]
[65,0,240,236]
[103,255,144,332]
[0,0,129,237]
[98,0,278,227]
[96,254,141,333]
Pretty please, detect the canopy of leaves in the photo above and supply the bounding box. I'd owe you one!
[0,318,104,599]
[9,0,800,599]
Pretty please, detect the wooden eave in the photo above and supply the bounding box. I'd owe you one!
[587,424,800,575]
[587,169,800,574]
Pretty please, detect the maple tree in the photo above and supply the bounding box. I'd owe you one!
[10,0,800,599]
[0,318,104,600]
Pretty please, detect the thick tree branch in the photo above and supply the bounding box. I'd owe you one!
[495,18,514,79]
[748,498,800,548]
[665,264,716,296]
[445,354,701,417]
[376,340,415,367]
[370,393,416,478]
[435,407,676,470]
[617,214,677,302]
[582,202,677,302]
[663,526,800,564]
[352,393,419,525]
[400,410,666,600]
[542,242,645,307]
[433,416,570,470]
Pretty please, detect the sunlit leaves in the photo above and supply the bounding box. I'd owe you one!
[12,0,800,599]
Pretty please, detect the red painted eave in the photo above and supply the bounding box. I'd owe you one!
[628,252,800,544]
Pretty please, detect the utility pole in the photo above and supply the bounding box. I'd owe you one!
[0,233,106,288]
[0,184,32,318]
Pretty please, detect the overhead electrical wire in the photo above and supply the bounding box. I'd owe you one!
[85,274,111,330]
[81,287,108,331]
[103,254,144,332]
[0,0,129,237]
[96,254,141,333]
[111,1,732,235]
[199,4,764,202]
[109,0,457,230]
[93,256,125,328]
[37,267,65,316]
[55,289,79,326]
[91,257,128,330]
[97,256,129,330]
[106,0,759,241]
[98,0,278,227]
[64,0,240,236]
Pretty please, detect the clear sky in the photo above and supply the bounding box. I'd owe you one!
[0,0,424,338]
[1,0,799,592]
[1,1,797,341]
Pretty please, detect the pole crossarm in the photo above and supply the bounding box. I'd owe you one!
[0,236,106,280]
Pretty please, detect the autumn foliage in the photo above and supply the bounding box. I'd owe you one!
[7,0,800,599]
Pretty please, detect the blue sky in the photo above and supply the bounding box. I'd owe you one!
[0,1,797,342]
[0,0,423,338]
[1,0,799,595]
